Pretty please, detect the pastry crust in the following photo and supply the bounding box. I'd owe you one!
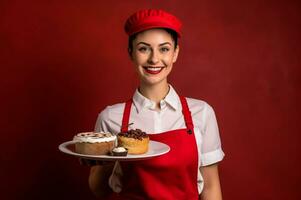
[75,141,115,155]
[73,132,116,155]
[118,135,149,154]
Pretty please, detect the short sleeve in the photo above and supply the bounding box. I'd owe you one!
[200,104,225,166]
[94,107,111,133]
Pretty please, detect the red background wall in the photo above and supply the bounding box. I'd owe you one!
[1,0,300,199]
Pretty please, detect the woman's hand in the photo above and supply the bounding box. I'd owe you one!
[78,158,115,197]
[79,158,113,166]
[80,159,115,198]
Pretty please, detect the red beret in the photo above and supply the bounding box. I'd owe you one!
[124,9,182,37]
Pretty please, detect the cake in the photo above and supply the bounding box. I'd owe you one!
[73,132,116,155]
[111,147,128,156]
[117,129,149,154]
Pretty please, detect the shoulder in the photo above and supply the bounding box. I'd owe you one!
[185,97,215,115]
[98,102,126,121]
[184,97,217,127]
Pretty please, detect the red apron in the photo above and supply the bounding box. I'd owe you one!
[109,96,199,200]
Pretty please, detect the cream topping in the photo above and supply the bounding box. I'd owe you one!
[73,132,116,143]
[112,147,127,152]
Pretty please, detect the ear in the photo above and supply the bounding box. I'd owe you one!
[172,45,180,63]
[128,48,134,61]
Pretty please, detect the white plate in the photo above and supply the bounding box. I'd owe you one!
[58,140,170,161]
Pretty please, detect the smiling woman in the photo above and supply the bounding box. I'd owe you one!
[131,28,179,89]
[86,9,225,200]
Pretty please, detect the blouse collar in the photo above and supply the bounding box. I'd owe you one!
[132,84,180,113]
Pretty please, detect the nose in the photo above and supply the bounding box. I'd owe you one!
[148,50,159,64]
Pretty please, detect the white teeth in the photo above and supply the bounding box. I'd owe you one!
[146,67,162,71]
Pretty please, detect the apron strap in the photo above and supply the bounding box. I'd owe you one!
[121,99,133,133]
[179,96,194,134]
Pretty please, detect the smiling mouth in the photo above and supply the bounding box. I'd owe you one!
[143,66,165,75]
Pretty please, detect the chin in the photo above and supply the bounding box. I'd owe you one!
[138,69,171,85]
[141,77,166,86]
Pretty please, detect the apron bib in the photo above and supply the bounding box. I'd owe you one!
[109,96,199,200]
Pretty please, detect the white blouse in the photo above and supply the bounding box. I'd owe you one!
[94,85,225,194]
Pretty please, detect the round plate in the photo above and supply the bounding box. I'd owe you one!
[58,140,170,161]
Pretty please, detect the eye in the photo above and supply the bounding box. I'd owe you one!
[138,46,150,52]
[160,47,170,53]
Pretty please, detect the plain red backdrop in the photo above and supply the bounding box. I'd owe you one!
[1,0,300,199]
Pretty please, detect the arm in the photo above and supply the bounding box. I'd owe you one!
[198,103,224,199]
[200,163,222,200]
[89,163,115,198]
[88,109,115,197]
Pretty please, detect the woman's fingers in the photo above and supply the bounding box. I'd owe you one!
[79,158,96,166]
[79,158,114,166]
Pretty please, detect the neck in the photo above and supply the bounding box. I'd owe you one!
[139,81,170,109]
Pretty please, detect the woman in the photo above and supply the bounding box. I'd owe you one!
[88,9,225,200]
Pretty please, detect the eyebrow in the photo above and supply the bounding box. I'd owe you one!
[136,42,172,46]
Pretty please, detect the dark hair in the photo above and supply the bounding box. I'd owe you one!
[128,28,178,55]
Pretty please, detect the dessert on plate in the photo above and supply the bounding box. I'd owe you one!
[73,132,116,155]
[111,147,128,156]
[117,129,149,155]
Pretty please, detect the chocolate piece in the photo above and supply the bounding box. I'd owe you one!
[119,129,148,140]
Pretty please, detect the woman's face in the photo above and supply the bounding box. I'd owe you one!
[131,29,179,86]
